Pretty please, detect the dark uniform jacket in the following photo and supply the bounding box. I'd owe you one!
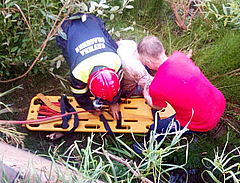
[57,13,123,110]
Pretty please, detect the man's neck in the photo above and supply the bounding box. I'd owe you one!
[158,53,168,67]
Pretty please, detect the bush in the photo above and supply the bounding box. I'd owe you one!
[0,0,62,80]
[195,30,240,103]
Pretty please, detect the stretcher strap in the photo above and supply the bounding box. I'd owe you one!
[37,93,61,112]
[116,111,122,129]
[60,95,79,133]
[99,114,113,135]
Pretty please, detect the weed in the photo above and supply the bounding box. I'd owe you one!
[201,133,240,182]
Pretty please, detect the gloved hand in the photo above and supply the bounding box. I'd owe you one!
[110,103,120,121]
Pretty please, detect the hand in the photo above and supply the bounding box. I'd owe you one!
[92,109,102,117]
[143,85,162,110]
[110,103,120,121]
[46,132,65,141]
[186,49,193,58]
[143,85,152,105]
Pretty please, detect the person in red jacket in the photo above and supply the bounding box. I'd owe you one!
[137,36,226,140]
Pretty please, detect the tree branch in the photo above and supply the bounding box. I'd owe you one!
[0,0,76,83]
[95,150,153,183]
[211,68,240,81]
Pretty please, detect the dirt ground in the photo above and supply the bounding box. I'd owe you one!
[0,73,82,150]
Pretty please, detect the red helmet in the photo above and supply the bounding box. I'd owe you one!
[88,68,120,102]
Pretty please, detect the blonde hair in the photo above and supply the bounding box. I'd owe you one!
[137,36,164,59]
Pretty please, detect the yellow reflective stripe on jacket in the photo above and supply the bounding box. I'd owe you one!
[118,69,123,82]
[72,52,122,83]
[70,86,88,94]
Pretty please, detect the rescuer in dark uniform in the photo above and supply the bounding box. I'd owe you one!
[57,13,123,120]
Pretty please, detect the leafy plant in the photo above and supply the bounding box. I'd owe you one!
[199,0,240,29]
[34,111,191,183]
[201,133,240,183]
[0,85,23,113]
[0,85,26,147]
[195,30,240,103]
[163,0,203,30]
[0,0,136,81]
[0,0,62,79]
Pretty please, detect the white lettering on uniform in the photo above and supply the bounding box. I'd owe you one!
[76,37,104,53]
[76,37,106,56]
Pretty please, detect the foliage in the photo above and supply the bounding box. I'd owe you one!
[0,85,26,147]
[199,0,240,29]
[195,30,240,103]
[162,0,203,30]
[201,133,240,183]
[58,0,136,41]
[0,85,23,113]
[0,0,62,79]
[36,120,191,183]
[0,0,135,81]
[0,0,239,182]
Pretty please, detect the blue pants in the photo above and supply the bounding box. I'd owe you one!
[123,85,143,97]
[147,109,198,141]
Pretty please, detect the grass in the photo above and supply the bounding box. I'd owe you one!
[201,133,240,182]
[195,30,240,103]
[0,0,239,182]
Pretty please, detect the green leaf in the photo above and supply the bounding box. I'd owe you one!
[5,13,12,19]
[101,4,109,9]
[2,42,9,46]
[41,0,46,7]
[6,71,10,76]
[12,13,21,19]
[212,4,219,14]
[204,12,210,19]
[38,8,47,17]
[231,14,240,23]
[14,35,19,43]
[110,6,119,12]
[5,1,17,8]
[34,67,38,74]
[217,16,223,21]
[11,46,18,52]
[41,28,46,35]
[222,4,227,15]
[5,0,11,4]
[224,17,229,26]
[125,5,134,9]
[47,14,57,21]
[230,7,233,15]
[58,29,67,40]
[68,15,82,20]
[78,2,88,12]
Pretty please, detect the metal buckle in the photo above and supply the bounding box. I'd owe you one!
[93,97,103,110]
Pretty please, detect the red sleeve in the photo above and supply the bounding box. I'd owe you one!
[149,83,168,108]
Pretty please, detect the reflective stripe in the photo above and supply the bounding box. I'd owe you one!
[118,69,123,82]
[72,52,122,83]
[71,86,88,94]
